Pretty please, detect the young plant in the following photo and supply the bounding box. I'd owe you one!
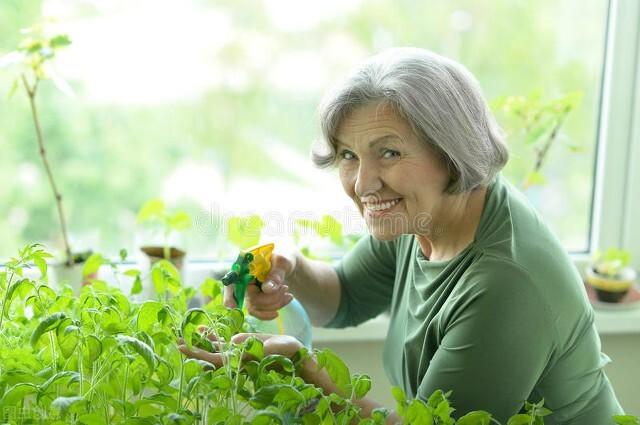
[0,243,636,424]
[1,23,77,266]
[592,248,633,279]
[492,91,582,190]
[137,199,192,261]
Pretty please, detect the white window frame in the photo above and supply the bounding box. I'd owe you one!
[587,0,640,271]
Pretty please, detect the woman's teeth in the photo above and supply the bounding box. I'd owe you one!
[364,198,401,212]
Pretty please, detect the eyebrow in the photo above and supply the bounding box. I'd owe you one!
[335,134,402,150]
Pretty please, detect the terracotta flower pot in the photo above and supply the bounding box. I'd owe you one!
[585,266,636,303]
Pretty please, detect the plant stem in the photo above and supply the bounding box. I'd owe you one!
[21,74,73,266]
[48,332,57,372]
[78,344,84,396]
[122,361,129,419]
[177,357,185,411]
[163,230,170,261]
[523,109,568,189]
[0,271,16,332]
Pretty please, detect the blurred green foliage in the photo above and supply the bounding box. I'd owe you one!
[0,0,608,261]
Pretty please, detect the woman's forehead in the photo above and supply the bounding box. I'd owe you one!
[336,102,413,145]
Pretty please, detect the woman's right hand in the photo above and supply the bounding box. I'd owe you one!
[223,250,297,320]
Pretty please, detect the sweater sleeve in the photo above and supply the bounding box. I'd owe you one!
[325,235,397,328]
[416,259,556,421]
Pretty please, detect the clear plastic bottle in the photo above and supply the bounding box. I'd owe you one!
[245,298,313,348]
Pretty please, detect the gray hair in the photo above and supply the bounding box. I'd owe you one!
[313,47,508,193]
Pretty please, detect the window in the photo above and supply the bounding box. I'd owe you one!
[0,0,610,262]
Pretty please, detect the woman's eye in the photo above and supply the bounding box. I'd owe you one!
[382,149,400,159]
[339,150,357,160]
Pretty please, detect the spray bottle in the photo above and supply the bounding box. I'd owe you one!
[221,243,312,348]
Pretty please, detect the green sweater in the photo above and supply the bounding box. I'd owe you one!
[327,174,624,424]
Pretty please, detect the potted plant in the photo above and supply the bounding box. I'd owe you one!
[137,198,192,270]
[1,23,94,289]
[586,248,637,303]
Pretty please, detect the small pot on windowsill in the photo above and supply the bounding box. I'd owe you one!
[585,266,637,303]
[140,246,186,270]
[49,250,97,291]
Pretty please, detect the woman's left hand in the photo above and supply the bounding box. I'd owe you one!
[178,331,303,367]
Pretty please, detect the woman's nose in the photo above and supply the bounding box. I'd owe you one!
[354,162,382,197]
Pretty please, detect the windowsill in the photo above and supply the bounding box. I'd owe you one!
[5,255,640,340]
[311,307,640,344]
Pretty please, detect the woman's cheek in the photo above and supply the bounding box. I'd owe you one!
[338,166,357,198]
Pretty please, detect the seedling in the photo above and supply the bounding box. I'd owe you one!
[137,198,192,261]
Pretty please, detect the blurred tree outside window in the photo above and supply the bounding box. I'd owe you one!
[0,0,608,262]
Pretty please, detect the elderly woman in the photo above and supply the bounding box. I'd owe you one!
[182,48,624,423]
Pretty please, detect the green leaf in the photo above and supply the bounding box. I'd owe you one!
[251,411,283,425]
[137,199,165,223]
[124,269,141,277]
[227,215,264,249]
[200,277,222,300]
[119,248,128,261]
[31,312,67,347]
[613,416,640,425]
[405,400,433,425]
[244,336,265,361]
[56,319,80,358]
[83,335,102,363]
[33,255,48,279]
[391,386,406,405]
[116,335,156,372]
[3,279,35,318]
[49,34,72,48]
[181,308,209,349]
[131,275,143,295]
[507,414,534,425]
[457,411,492,425]
[51,396,86,418]
[1,383,38,407]
[274,386,305,405]
[168,211,191,231]
[82,253,105,277]
[250,384,287,408]
[137,301,164,332]
[317,215,343,245]
[211,374,233,390]
[258,354,294,377]
[151,260,181,296]
[38,371,80,398]
[316,348,351,394]
[351,374,372,399]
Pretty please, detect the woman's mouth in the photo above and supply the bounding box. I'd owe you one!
[362,198,403,217]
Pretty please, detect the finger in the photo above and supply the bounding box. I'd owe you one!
[247,284,288,308]
[249,292,293,314]
[230,333,273,344]
[248,308,279,321]
[178,344,224,367]
[259,279,280,294]
[223,285,237,309]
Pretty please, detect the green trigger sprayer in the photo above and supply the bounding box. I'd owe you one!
[221,243,312,347]
[221,243,274,310]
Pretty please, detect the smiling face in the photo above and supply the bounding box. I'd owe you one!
[335,102,451,241]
